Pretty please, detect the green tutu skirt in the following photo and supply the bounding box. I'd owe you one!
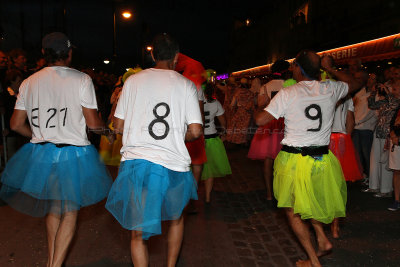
[273,150,347,224]
[201,137,232,180]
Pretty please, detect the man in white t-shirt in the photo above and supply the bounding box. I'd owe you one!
[0,32,113,267]
[255,50,363,267]
[352,72,377,182]
[105,34,203,266]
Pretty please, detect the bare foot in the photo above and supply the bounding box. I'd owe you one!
[331,223,339,239]
[296,259,321,267]
[317,240,333,257]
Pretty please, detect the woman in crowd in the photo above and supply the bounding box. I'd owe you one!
[226,78,255,146]
[201,83,232,203]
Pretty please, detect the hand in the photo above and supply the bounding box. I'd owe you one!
[106,132,115,144]
[220,133,226,142]
[321,56,334,71]
[391,136,399,147]
[384,138,390,150]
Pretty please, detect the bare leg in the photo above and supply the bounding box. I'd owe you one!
[187,164,203,213]
[167,216,184,267]
[204,178,214,203]
[263,158,274,200]
[131,231,149,267]
[46,213,61,267]
[191,164,203,184]
[49,211,78,267]
[310,219,333,256]
[330,218,339,239]
[285,208,321,267]
[394,170,400,202]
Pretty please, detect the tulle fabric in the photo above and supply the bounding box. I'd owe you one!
[201,137,232,180]
[105,159,197,240]
[273,150,347,224]
[329,133,363,182]
[248,118,284,160]
[0,143,113,217]
[185,135,207,164]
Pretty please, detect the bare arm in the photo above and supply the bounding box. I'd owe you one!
[112,116,124,135]
[216,114,227,129]
[10,109,32,138]
[82,107,113,142]
[346,110,355,135]
[199,100,205,125]
[185,123,203,142]
[254,110,275,126]
[82,107,105,131]
[321,56,363,95]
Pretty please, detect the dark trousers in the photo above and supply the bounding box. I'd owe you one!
[352,129,374,176]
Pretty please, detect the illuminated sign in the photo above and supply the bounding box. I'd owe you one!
[216,73,229,80]
[233,33,400,76]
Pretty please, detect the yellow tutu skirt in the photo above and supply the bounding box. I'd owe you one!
[99,123,122,166]
[273,150,347,224]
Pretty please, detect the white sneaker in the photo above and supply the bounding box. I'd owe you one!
[373,192,393,198]
[362,188,378,193]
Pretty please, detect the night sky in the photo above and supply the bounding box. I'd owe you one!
[0,0,270,74]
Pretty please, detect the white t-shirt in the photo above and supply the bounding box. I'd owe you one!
[196,86,205,102]
[259,79,284,99]
[331,98,354,134]
[353,87,378,131]
[15,66,98,146]
[266,80,349,147]
[114,68,203,172]
[204,99,224,135]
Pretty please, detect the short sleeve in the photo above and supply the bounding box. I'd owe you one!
[197,87,205,102]
[265,89,288,119]
[14,79,27,110]
[347,98,354,112]
[185,84,203,125]
[114,82,128,120]
[80,75,98,109]
[215,100,225,116]
[331,81,349,102]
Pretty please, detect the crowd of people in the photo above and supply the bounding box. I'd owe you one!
[219,59,400,213]
[0,31,399,267]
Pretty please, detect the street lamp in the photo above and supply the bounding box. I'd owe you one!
[146,46,153,51]
[122,11,132,19]
[113,6,133,65]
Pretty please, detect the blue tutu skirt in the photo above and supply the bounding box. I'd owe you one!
[106,159,198,240]
[0,143,113,217]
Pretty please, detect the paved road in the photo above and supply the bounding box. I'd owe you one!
[1,148,400,266]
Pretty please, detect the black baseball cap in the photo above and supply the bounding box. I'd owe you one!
[42,32,74,53]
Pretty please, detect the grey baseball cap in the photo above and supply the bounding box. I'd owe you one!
[42,32,73,53]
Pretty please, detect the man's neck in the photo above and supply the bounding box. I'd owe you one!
[154,60,174,70]
[48,60,68,67]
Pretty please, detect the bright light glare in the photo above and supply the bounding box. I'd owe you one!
[122,12,132,19]
[104,60,110,64]
[146,46,153,51]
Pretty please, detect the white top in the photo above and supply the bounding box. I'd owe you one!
[15,66,98,146]
[204,99,224,135]
[266,80,349,147]
[114,68,203,172]
[353,87,378,130]
[331,98,354,134]
[196,85,205,102]
[259,79,284,99]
